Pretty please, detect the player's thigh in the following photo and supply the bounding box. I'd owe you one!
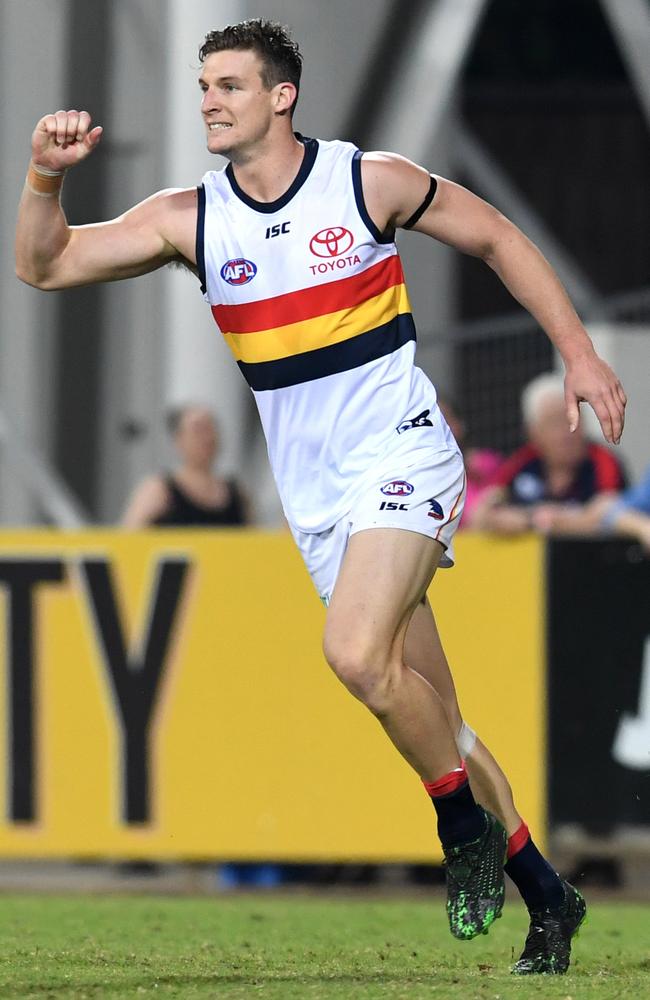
[323,527,445,668]
[405,597,463,730]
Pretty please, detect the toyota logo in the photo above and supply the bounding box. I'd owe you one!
[309,226,354,258]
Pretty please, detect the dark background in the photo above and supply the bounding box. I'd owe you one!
[547,538,650,833]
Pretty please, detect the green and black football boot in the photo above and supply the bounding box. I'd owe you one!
[511,880,587,975]
[444,809,507,940]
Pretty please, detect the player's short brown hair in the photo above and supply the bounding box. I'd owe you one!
[199,19,302,115]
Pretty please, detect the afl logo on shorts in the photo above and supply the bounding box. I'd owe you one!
[427,498,445,520]
[381,480,414,497]
[220,258,257,285]
[309,226,354,258]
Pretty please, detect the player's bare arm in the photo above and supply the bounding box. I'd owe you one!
[360,152,627,445]
[15,110,198,289]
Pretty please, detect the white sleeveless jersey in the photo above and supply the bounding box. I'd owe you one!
[198,137,453,532]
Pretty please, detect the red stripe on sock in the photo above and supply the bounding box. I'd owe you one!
[507,821,530,859]
[423,763,467,798]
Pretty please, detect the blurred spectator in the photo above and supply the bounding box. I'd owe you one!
[472,373,627,535]
[436,394,503,528]
[534,464,650,552]
[122,404,283,888]
[122,404,250,527]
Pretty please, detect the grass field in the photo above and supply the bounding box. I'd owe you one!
[0,893,648,999]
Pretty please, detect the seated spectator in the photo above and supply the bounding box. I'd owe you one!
[436,394,503,528]
[122,404,250,527]
[472,372,627,535]
[534,464,650,552]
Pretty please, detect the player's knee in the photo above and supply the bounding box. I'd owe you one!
[323,635,398,714]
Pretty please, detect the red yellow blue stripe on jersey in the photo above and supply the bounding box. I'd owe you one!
[211,256,416,391]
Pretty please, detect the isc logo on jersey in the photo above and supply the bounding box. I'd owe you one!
[220,258,257,286]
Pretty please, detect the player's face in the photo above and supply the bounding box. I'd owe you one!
[176,408,218,467]
[199,49,278,159]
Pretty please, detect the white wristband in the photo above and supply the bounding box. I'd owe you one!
[31,162,66,178]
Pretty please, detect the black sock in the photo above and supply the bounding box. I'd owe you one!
[429,780,487,850]
[505,836,565,911]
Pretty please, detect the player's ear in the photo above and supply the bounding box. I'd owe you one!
[274,82,297,116]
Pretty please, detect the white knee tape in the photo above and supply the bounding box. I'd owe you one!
[456,721,477,758]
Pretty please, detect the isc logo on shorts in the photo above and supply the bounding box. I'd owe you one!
[220,258,257,285]
[380,480,414,497]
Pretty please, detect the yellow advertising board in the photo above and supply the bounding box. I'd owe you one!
[0,531,544,861]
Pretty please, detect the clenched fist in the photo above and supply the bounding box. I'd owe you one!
[32,110,103,172]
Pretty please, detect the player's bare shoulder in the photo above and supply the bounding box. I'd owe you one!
[359,151,435,231]
[143,186,199,268]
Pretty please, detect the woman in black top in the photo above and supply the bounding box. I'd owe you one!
[122,404,249,527]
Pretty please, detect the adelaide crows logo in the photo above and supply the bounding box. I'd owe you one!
[427,498,445,521]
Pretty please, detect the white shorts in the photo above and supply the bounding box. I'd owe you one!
[291,447,466,606]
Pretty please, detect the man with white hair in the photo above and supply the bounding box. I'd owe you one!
[473,372,627,534]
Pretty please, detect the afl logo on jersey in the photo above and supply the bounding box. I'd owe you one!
[309,226,354,258]
[381,480,414,497]
[220,258,258,285]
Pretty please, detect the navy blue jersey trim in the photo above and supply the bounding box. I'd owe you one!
[402,175,438,230]
[351,151,395,245]
[226,135,319,213]
[195,184,207,294]
[237,312,416,391]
